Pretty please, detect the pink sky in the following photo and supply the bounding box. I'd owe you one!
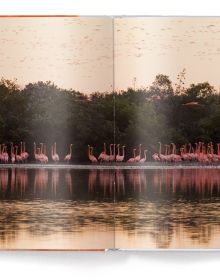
[1,17,220,93]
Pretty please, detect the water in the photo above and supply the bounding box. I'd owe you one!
[0,167,220,249]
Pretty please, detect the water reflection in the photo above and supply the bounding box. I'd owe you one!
[0,167,219,249]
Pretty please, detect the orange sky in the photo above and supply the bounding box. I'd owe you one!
[0,17,113,94]
[1,17,220,93]
[115,17,220,91]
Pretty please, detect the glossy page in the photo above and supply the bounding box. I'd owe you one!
[0,16,115,250]
[114,16,220,249]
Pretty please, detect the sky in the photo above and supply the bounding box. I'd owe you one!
[0,17,113,94]
[1,17,220,93]
[114,17,220,91]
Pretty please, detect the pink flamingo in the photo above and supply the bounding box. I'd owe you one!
[158,142,166,161]
[51,144,59,163]
[134,144,142,162]
[98,143,106,162]
[116,145,125,162]
[22,142,29,161]
[15,145,22,163]
[64,144,73,164]
[152,153,160,161]
[33,142,39,162]
[10,143,15,164]
[127,149,136,163]
[165,144,172,162]
[53,142,59,163]
[38,143,45,164]
[88,145,98,163]
[2,145,9,163]
[170,143,181,162]
[217,143,220,160]
[43,144,48,164]
[140,150,147,163]
[116,144,121,162]
[103,143,110,162]
[0,144,2,162]
[109,144,115,162]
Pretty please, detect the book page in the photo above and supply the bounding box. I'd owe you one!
[114,16,220,249]
[0,16,115,250]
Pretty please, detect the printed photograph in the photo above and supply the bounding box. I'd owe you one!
[1,16,220,249]
[0,16,115,250]
[114,17,220,249]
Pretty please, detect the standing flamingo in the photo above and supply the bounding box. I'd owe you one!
[0,144,2,163]
[53,142,59,163]
[23,142,29,162]
[109,144,115,162]
[43,144,48,164]
[127,149,136,163]
[38,143,45,164]
[158,142,166,161]
[103,143,110,162]
[64,144,73,164]
[2,145,9,163]
[116,144,121,162]
[98,143,106,162]
[88,145,98,163]
[140,150,148,163]
[15,145,22,163]
[10,143,15,164]
[134,144,142,162]
[51,144,59,163]
[116,145,125,162]
[33,142,39,162]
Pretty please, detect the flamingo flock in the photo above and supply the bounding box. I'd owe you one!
[88,141,220,164]
[0,142,73,164]
[152,142,220,163]
[0,142,29,164]
[1,140,220,165]
[88,143,148,163]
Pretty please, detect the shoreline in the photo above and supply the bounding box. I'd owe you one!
[0,163,220,170]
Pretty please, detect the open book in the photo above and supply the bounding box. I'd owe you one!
[0,16,220,250]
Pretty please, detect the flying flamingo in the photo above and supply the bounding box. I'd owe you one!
[140,150,147,163]
[88,145,98,163]
[64,144,73,164]
[127,149,136,163]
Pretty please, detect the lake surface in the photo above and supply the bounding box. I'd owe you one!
[0,167,220,249]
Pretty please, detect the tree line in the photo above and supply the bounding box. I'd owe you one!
[0,72,220,162]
